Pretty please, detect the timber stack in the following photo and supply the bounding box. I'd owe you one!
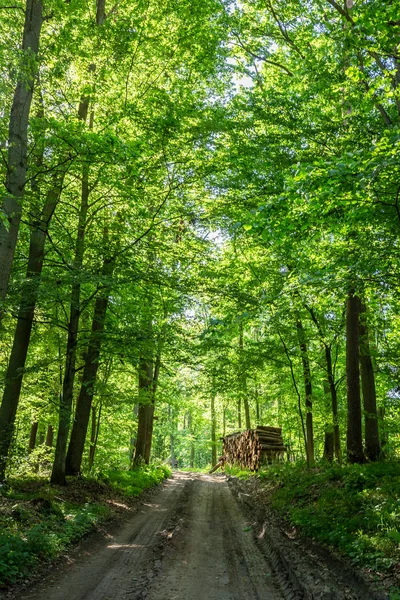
[222,426,286,471]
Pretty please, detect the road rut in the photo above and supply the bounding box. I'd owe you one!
[20,473,283,600]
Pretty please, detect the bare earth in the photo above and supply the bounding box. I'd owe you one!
[18,473,283,600]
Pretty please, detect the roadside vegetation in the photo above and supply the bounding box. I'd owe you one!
[227,461,400,595]
[0,466,170,587]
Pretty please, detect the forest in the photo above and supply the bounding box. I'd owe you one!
[0,0,400,595]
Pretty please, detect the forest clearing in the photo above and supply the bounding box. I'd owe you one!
[1,0,400,598]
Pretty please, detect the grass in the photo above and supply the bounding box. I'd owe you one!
[259,461,400,571]
[0,464,171,587]
[100,464,171,496]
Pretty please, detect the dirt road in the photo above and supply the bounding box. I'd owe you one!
[20,473,284,600]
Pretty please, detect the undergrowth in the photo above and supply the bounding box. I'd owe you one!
[101,464,171,496]
[253,462,400,579]
[0,464,170,587]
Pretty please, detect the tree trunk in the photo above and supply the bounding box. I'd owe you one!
[65,245,114,476]
[325,345,341,462]
[239,322,251,429]
[28,422,39,452]
[359,302,381,461]
[378,407,388,456]
[45,425,54,447]
[169,405,176,468]
[51,100,91,485]
[88,404,101,471]
[133,358,154,465]
[346,291,365,463]
[296,319,315,466]
[0,0,43,309]
[255,382,260,422]
[211,392,217,467]
[323,431,334,462]
[188,412,195,468]
[0,180,62,480]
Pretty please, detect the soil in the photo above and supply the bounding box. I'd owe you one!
[3,472,390,600]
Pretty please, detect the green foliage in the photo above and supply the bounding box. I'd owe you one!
[225,465,258,479]
[0,497,108,586]
[258,462,400,572]
[0,467,169,586]
[101,465,171,497]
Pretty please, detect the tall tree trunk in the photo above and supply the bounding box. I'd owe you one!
[45,425,53,447]
[211,392,217,466]
[255,381,260,423]
[28,422,39,452]
[237,397,242,429]
[133,357,154,465]
[51,101,91,485]
[325,345,341,462]
[239,322,251,429]
[378,407,388,456]
[346,291,365,463]
[0,180,62,480]
[169,405,176,468]
[0,0,43,309]
[88,403,101,471]
[323,430,334,461]
[359,301,381,461]
[323,382,334,462]
[65,245,115,475]
[306,304,341,462]
[188,412,195,468]
[296,319,315,466]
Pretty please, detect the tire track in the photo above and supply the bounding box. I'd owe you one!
[20,473,193,600]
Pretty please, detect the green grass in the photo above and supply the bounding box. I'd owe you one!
[101,464,171,496]
[255,461,400,574]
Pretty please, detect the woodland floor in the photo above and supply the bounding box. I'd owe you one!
[2,472,389,600]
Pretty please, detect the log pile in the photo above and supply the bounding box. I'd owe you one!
[222,426,286,471]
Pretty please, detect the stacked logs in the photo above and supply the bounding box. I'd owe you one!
[222,426,286,471]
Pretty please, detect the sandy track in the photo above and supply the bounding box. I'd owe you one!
[146,474,282,600]
[19,473,282,600]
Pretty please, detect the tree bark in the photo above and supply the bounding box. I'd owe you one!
[296,319,315,466]
[65,245,114,475]
[51,101,91,485]
[324,345,341,462]
[0,178,62,480]
[239,322,251,429]
[0,0,43,309]
[346,291,365,463]
[28,422,38,452]
[133,357,154,465]
[188,412,195,468]
[359,301,381,461]
[211,392,217,466]
[305,304,341,462]
[88,403,101,471]
[323,430,334,461]
[255,382,260,422]
[45,425,54,447]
